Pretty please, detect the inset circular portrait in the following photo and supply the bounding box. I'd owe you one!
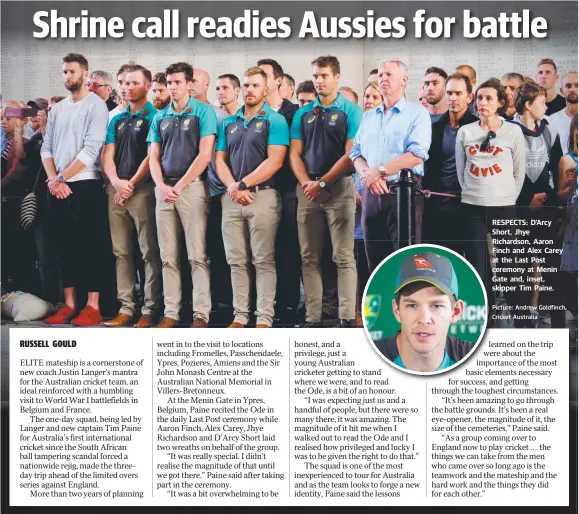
[362,244,487,375]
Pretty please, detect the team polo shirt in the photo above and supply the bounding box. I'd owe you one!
[216,102,289,186]
[290,92,362,178]
[106,102,157,180]
[393,352,455,371]
[147,96,218,179]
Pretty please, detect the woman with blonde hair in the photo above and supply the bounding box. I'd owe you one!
[363,81,382,112]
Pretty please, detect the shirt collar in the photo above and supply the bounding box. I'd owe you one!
[377,96,407,114]
[124,101,154,117]
[234,101,271,121]
[313,92,344,110]
[167,95,196,116]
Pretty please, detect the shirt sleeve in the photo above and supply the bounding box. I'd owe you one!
[76,101,109,167]
[105,115,120,144]
[148,112,164,144]
[511,125,527,195]
[199,105,218,138]
[406,107,432,161]
[455,128,466,190]
[268,115,290,146]
[349,113,365,162]
[216,118,229,152]
[290,109,304,140]
[346,103,363,140]
[40,107,56,161]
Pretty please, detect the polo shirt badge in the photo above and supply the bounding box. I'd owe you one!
[161,121,169,131]
[184,119,191,130]
[118,122,125,131]
[230,125,238,134]
[259,111,266,116]
[329,113,339,126]
[313,108,320,114]
[307,115,316,124]
[255,121,264,133]
[142,109,149,116]
[186,107,192,113]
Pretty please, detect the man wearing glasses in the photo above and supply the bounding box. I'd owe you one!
[87,70,117,111]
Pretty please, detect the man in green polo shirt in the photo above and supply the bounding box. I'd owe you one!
[290,55,362,328]
[102,64,162,328]
[215,67,289,328]
[372,252,474,373]
[147,62,218,328]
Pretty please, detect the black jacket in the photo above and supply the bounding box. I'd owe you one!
[276,99,299,194]
[374,334,474,364]
[424,110,479,209]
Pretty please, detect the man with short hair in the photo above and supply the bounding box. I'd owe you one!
[372,252,471,373]
[151,72,171,110]
[500,72,524,120]
[216,74,242,115]
[257,58,301,325]
[109,63,134,123]
[290,55,362,328]
[147,61,218,328]
[102,64,162,328]
[280,73,295,102]
[192,68,232,319]
[215,67,289,328]
[423,72,477,254]
[368,69,379,84]
[296,80,316,107]
[351,59,431,271]
[549,71,578,150]
[455,64,477,116]
[423,67,448,122]
[536,58,566,115]
[339,86,359,105]
[88,70,116,111]
[41,53,110,326]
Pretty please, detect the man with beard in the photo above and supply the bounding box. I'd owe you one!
[291,55,362,328]
[500,72,524,120]
[147,62,217,328]
[151,72,171,111]
[549,72,578,151]
[41,53,110,326]
[257,58,300,326]
[423,73,477,255]
[215,67,289,328]
[536,58,566,115]
[101,64,162,328]
[423,67,448,122]
[216,74,242,115]
[455,64,478,117]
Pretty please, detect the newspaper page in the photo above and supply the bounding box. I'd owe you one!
[0,0,576,512]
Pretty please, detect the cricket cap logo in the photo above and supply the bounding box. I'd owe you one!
[414,257,433,269]
[363,294,381,330]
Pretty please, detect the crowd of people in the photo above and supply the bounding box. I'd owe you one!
[1,52,577,328]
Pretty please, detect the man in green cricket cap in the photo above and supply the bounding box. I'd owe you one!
[373,252,475,373]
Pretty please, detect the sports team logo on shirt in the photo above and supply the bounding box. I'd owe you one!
[307,115,316,124]
[414,257,434,269]
[230,125,238,134]
[183,119,191,130]
[135,119,143,131]
[136,120,143,127]
[117,122,125,131]
[363,294,382,330]
[255,121,264,133]
[329,113,339,126]
[161,121,169,131]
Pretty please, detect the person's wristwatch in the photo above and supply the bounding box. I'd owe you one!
[57,173,65,183]
[378,165,387,177]
[319,180,326,189]
[237,180,248,191]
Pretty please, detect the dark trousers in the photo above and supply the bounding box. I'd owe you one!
[275,190,302,312]
[460,203,520,322]
[362,182,424,272]
[207,194,232,307]
[49,180,110,292]
[422,199,463,256]
[355,239,370,313]
[34,210,60,304]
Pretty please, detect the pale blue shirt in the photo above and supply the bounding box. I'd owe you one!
[349,97,432,180]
